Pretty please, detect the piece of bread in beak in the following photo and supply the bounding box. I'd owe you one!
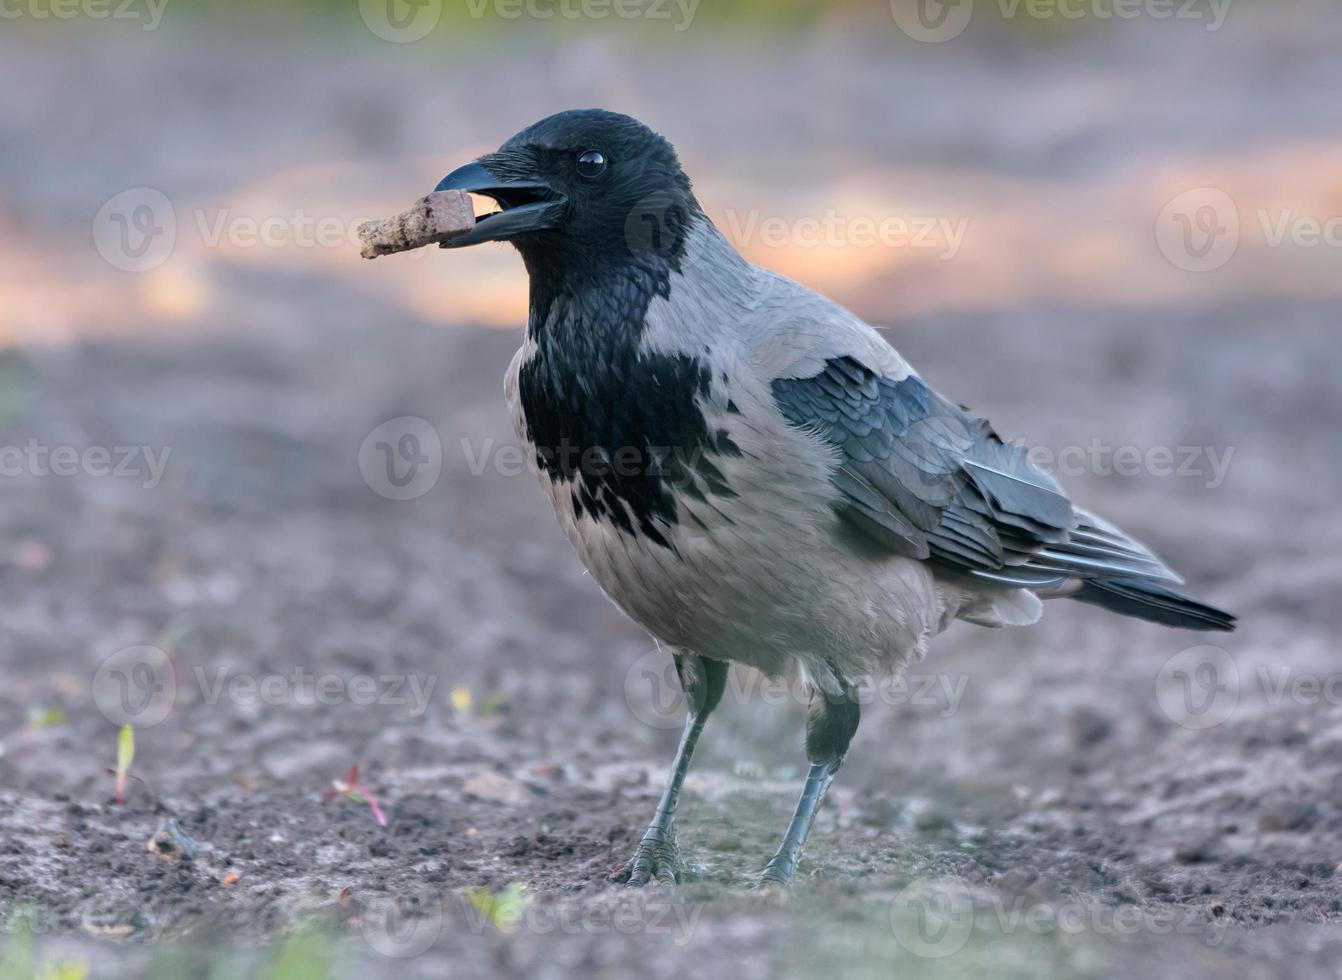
[358,190,474,259]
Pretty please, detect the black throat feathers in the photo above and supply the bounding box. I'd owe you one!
[515,258,741,550]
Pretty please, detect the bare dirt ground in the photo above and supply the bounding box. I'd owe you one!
[3,288,1341,978]
[3,8,1342,978]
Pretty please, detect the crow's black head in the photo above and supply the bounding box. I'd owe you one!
[435,109,700,281]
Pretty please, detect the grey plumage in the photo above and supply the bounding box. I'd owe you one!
[433,108,1235,887]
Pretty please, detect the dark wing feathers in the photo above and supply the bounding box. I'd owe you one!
[775,364,964,555]
[1072,577,1235,631]
[830,465,928,556]
[771,357,1184,590]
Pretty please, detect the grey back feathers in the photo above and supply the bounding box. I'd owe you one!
[671,220,1235,632]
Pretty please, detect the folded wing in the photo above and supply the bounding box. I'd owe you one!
[771,356,1187,590]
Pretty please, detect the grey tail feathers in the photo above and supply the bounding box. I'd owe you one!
[1071,576,1236,632]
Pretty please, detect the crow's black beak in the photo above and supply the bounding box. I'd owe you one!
[433,159,565,247]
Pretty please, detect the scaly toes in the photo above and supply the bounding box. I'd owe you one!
[610,827,682,887]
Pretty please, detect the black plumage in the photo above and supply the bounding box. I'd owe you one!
[517,249,738,552]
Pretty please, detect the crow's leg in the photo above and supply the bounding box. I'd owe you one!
[758,679,860,887]
[612,654,728,887]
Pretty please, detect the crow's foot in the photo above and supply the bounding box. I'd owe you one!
[755,855,798,892]
[610,825,682,887]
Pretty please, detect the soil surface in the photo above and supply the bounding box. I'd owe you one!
[3,8,1342,979]
[2,293,1340,978]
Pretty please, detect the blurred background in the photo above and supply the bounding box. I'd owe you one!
[3,1,1342,977]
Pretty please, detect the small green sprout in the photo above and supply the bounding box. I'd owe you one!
[115,724,135,805]
[25,707,66,730]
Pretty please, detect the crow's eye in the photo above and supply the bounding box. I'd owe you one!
[576,150,606,179]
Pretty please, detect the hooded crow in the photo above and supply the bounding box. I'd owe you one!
[434,109,1236,888]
